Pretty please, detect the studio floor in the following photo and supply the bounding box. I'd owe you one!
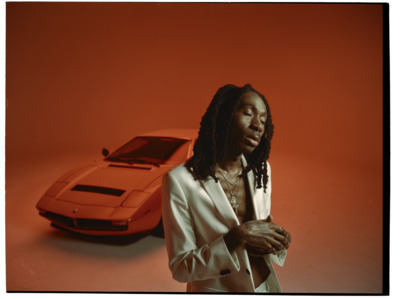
[5,150,384,293]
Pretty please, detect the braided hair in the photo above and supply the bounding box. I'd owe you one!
[187,84,274,192]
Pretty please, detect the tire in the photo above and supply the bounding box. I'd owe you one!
[151,217,165,238]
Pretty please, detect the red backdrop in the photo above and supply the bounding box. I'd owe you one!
[6,3,384,293]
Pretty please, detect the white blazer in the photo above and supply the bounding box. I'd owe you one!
[162,156,286,293]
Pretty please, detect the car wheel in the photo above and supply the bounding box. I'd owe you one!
[151,217,164,238]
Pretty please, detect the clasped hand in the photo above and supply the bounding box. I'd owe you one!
[236,215,291,256]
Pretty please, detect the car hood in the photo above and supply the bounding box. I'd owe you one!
[56,162,171,207]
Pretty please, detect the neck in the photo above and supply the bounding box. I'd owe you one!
[217,154,242,173]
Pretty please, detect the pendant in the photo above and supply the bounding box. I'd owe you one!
[230,196,239,214]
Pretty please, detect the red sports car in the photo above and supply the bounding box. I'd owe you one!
[36,129,197,236]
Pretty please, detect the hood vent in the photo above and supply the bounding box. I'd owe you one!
[71,185,125,197]
[108,164,152,170]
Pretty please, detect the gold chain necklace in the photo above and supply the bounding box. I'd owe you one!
[218,168,241,175]
[218,169,242,214]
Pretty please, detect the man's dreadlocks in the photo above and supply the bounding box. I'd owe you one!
[187,84,274,192]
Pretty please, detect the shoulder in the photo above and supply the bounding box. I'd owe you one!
[163,161,202,196]
[168,161,192,179]
[165,161,198,188]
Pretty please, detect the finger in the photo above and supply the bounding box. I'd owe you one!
[273,234,290,249]
[263,237,285,251]
[266,215,273,223]
[248,248,275,256]
[272,232,287,243]
[247,245,271,256]
[259,243,276,255]
[274,225,288,237]
[249,240,277,255]
[281,237,290,249]
[247,235,278,252]
[279,231,291,249]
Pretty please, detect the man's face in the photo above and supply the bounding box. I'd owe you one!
[228,91,267,156]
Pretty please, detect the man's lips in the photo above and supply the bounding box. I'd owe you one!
[245,135,261,147]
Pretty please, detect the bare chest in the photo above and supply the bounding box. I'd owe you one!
[218,175,253,224]
[218,173,270,286]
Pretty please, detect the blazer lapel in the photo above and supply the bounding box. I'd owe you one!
[241,156,261,220]
[200,155,261,227]
[200,176,239,227]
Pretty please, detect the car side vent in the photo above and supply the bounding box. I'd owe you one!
[108,164,152,170]
[71,185,125,196]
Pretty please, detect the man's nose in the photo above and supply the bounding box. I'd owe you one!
[251,117,263,132]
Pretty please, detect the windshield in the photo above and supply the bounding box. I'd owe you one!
[105,136,188,165]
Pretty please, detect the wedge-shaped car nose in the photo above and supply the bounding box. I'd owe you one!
[36,129,198,236]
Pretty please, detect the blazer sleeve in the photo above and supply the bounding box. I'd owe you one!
[162,172,241,283]
[266,162,287,267]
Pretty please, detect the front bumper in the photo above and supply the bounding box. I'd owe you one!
[36,195,161,236]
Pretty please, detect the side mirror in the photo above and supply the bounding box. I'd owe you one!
[102,148,109,157]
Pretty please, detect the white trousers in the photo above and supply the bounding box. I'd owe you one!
[255,280,270,293]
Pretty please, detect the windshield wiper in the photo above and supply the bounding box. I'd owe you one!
[106,157,160,167]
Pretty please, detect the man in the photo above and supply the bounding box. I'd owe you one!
[162,84,291,292]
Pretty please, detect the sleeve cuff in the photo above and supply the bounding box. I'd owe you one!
[270,249,287,267]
